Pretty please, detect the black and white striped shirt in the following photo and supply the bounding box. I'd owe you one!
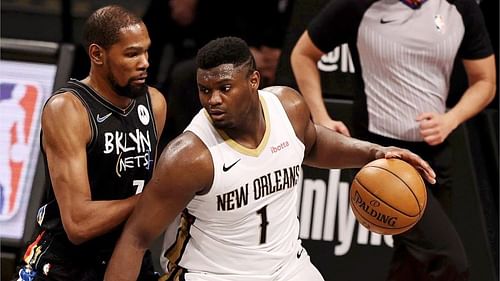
[308,0,492,141]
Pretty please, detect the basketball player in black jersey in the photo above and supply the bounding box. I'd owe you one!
[16,5,167,281]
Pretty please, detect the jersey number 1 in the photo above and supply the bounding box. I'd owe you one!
[256,205,269,244]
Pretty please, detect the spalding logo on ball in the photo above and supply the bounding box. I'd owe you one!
[350,158,427,235]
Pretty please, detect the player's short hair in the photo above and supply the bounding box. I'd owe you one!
[196,37,256,75]
[83,5,143,51]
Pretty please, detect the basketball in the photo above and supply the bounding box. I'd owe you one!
[350,158,427,235]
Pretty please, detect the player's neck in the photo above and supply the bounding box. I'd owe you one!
[83,75,133,110]
[224,102,266,149]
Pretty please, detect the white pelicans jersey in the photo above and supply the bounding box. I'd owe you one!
[163,90,307,280]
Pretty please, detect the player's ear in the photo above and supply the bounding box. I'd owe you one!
[89,44,104,65]
[250,70,260,90]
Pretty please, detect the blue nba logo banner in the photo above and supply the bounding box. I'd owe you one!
[0,59,56,240]
[0,80,43,220]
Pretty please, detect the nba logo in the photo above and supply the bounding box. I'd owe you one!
[0,80,42,219]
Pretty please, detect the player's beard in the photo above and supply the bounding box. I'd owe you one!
[108,73,147,99]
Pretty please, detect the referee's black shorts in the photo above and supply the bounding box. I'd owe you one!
[365,132,469,281]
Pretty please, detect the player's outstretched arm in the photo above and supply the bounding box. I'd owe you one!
[104,132,213,281]
[266,86,435,184]
[305,118,436,183]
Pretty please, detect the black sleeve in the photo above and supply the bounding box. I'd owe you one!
[307,0,376,53]
[454,0,493,59]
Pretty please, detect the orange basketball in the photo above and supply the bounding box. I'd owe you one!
[350,158,427,235]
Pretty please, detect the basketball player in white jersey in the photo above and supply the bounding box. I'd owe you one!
[105,36,436,281]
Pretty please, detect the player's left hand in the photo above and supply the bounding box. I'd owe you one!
[416,112,457,146]
[376,146,436,184]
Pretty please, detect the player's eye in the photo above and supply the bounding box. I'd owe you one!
[125,51,139,58]
[221,85,231,93]
[198,87,210,95]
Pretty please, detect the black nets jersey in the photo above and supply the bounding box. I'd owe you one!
[35,79,159,262]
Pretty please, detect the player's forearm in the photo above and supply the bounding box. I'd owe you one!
[63,195,139,244]
[304,125,380,168]
[105,192,167,281]
[105,240,145,281]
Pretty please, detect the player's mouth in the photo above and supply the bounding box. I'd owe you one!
[132,74,147,84]
[209,110,225,121]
